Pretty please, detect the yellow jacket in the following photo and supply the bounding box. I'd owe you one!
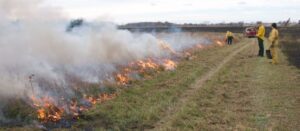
[269,28,279,46]
[256,25,265,39]
[226,31,233,37]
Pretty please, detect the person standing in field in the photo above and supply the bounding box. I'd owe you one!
[226,31,234,45]
[268,23,279,64]
[256,22,265,57]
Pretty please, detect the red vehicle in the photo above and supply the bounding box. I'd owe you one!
[244,27,257,38]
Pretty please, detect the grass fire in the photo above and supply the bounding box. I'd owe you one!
[0,0,225,128]
[1,0,299,130]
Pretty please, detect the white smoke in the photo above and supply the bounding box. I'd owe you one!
[0,0,209,98]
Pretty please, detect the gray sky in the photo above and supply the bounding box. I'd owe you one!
[44,0,300,24]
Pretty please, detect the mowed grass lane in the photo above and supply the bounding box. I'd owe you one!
[159,37,300,130]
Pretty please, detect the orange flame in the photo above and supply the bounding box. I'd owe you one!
[158,40,176,54]
[163,59,177,70]
[37,109,46,120]
[114,59,162,85]
[136,59,159,70]
[115,73,129,85]
[31,93,117,122]
[85,95,97,105]
[196,44,204,49]
[216,40,224,46]
[98,93,117,103]
[30,96,64,122]
[27,34,227,124]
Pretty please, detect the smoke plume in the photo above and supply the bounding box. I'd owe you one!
[0,0,208,100]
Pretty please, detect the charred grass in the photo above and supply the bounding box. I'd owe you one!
[280,31,300,68]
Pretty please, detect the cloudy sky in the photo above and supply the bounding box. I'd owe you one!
[44,0,300,24]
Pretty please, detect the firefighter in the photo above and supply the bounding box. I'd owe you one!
[256,21,265,57]
[226,31,234,45]
[268,23,279,64]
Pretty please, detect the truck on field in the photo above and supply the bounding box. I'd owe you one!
[244,27,257,38]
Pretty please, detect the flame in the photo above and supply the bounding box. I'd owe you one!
[114,59,161,85]
[136,59,160,74]
[85,95,97,105]
[98,93,117,103]
[70,100,80,118]
[30,93,117,122]
[158,40,176,54]
[28,38,207,123]
[27,34,227,124]
[30,96,64,122]
[216,40,224,46]
[163,59,177,70]
[196,44,204,49]
[136,59,159,70]
[115,73,129,85]
[37,109,46,120]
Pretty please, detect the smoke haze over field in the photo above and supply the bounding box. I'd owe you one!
[0,0,209,98]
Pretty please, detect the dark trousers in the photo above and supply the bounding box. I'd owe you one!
[227,36,233,45]
[257,37,264,56]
